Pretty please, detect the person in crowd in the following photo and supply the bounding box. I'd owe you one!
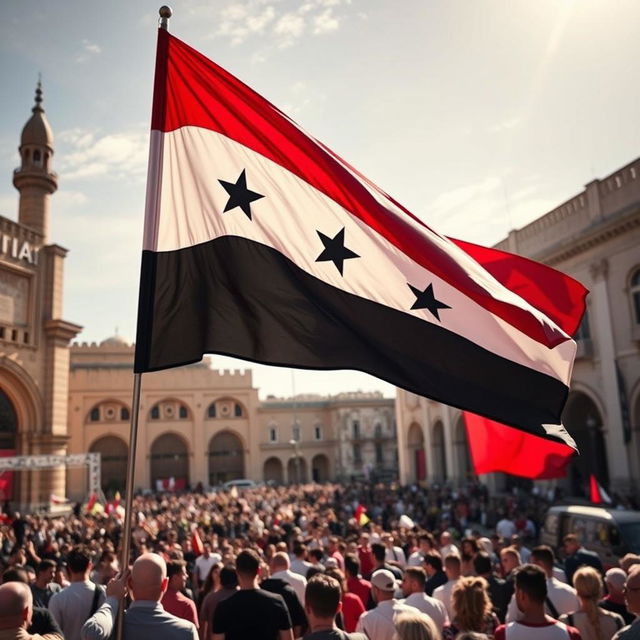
[619,556,640,575]
[211,549,293,640]
[424,554,448,597]
[473,551,507,623]
[599,568,635,625]
[30,561,60,609]
[197,562,221,610]
[494,564,582,640]
[400,566,449,632]
[452,633,488,640]
[383,533,407,569]
[357,534,375,580]
[53,564,69,590]
[2,566,63,638]
[433,554,462,621]
[162,560,199,628]
[325,567,364,633]
[291,544,314,578]
[328,538,345,572]
[460,539,480,578]
[612,567,640,640]
[270,551,307,606]
[499,546,521,608]
[564,535,604,586]
[90,551,118,587]
[559,567,625,640]
[0,581,63,640]
[441,576,499,639]
[194,544,222,596]
[302,574,367,640]
[505,545,579,622]
[199,566,238,640]
[344,554,372,611]
[368,543,403,581]
[81,553,198,640]
[439,533,459,560]
[263,558,308,638]
[496,515,516,541]
[509,535,531,564]
[393,611,441,640]
[48,544,106,640]
[356,569,420,640]
[408,534,437,568]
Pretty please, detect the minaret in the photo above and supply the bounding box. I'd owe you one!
[13,80,57,242]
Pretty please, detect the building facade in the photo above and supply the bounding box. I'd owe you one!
[0,85,81,507]
[397,158,640,496]
[67,339,396,500]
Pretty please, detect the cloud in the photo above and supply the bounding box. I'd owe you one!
[273,13,306,48]
[55,190,88,207]
[313,8,339,34]
[75,39,102,63]
[57,127,148,181]
[488,115,523,133]
[217,3,276,45]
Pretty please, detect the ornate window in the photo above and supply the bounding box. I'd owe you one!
[179,405,188,419]
[234,403,243,417]
[120,407,130,421]
[208,403,216,418]
[90,407,100,422]
[269,427,278,443]
[150,405,160,420]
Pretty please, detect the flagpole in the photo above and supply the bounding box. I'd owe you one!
[115,8,172,640]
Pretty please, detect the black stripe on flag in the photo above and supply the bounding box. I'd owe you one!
[134,236,568,441]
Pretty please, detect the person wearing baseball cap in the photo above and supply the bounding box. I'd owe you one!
[355,570,419,640]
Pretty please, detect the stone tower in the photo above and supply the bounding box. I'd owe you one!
[13,81,57,242]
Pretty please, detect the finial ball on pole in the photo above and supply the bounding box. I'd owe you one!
[159,6,173,18]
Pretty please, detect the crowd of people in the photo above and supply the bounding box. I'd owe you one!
[0,481,638,640]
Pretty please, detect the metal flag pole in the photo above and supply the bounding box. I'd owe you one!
[115,7,172,640]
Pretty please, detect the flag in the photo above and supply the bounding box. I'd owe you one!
[589,474,612,504]
[134,29,582,447]
[191,528,204,556]
[86,492,98,513]
[355,504,370,526]
[463,412,575,479]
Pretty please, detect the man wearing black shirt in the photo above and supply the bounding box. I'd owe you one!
[365,544,402,581]
[423,553,447,596]
[262,565,307,636]
[212,549,293,640]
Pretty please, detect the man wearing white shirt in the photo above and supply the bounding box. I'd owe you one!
[496,516,517,540]
[505,546,579,622]
[289,544,313,578]
[382,534,406,569]
[401,567,449,632]
[433,554,461,621]
[356,570,419,640]
[194,543,221,592]
[407,534,436,568]
[270,552,307,606]
[438,532,459,560]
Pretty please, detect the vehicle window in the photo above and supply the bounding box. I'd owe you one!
[610,526,621,547]
[545,514,558,535]
[619,523,640,554]
[596,522,609,545]
[572,517,587,539]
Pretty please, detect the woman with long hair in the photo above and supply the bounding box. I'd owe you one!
[442,576,499,639]
[196,561,221,609]
[559,567,625,640]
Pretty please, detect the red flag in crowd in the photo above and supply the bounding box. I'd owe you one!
[464,411,575,479]
[589,474,612,504]
[191,528,204,556]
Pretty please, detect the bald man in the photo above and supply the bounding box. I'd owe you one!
[81,553,197,640]
[270,552,306,606]
[0,581,63,640]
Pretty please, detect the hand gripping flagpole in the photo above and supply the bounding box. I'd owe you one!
[115,8,172,640]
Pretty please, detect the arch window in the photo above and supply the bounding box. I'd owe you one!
[234,403,242,417]
[150,405,160,420]
[268,427,278,443]
[314,424,322,441]
[90,407,100,422]
[631,269,640,325]
[120,407,130,421]
[0,390,18,449]
[179,405,188,419]
[33,150,42,165]
[208,403,216,418]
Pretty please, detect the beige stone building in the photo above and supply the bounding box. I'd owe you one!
[0,84,81,507]
[67,337,396,500]
[397,158,640,496]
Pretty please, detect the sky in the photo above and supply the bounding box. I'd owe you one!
[1,0,639,399]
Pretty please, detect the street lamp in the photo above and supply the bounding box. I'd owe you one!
[289,438,301,484]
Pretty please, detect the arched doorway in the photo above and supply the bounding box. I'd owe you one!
[562,391,607,497]
[89,436,128,493]
[209,431,245,486]
[453,417,472,483]
[407,422,426,482]
[150,433,189,491]
[287,456,307,484]
[432,421,447,482]
[312,454,330,482]
[264,457,284,484]
[0,390,18,500]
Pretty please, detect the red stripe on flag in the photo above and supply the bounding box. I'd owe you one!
[450,239,588,337]
[150,29,570,350]
[464,412,574,479]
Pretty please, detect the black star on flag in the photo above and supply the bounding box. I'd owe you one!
[315,227,360,276]
[408,282,451,320]
[219,169,264,220]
